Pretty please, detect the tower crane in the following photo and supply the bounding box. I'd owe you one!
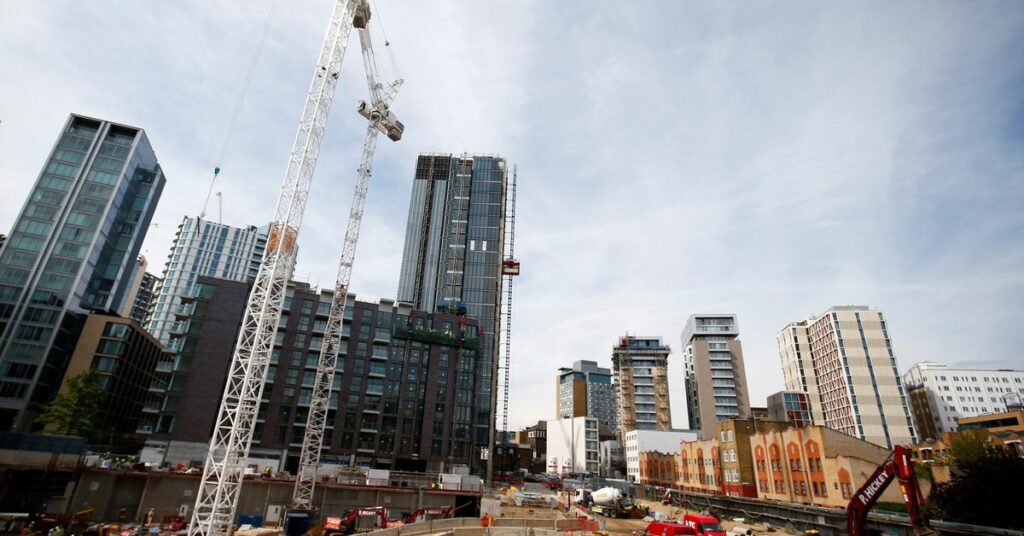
[292,3,403,510]
[187,1,400,534]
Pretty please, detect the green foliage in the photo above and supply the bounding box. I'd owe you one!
[913,462,934,484]
[36,369,107,441]
[926,444,1024,529]
[948,429,989,465]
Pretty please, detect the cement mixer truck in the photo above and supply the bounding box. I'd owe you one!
[579,487,643,519]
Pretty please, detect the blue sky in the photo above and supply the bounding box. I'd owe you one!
[1,1,1022,430]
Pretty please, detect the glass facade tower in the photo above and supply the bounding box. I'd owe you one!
[146,216,268,346]
[0,114,165,431]
[557,360,617,431]
[397,154,509,454]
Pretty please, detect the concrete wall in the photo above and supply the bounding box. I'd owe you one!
[0,449,80,470]
[67,470,476,524]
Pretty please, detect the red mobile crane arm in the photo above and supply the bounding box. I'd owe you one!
[326,507,389,535]
[403,506,453,525]
[847,445,934,536]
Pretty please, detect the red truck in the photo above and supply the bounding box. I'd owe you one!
[646,514,726,536]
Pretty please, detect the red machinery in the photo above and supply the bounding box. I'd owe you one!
[502,258,520,276]
[323,507,389,535]
[847,445,934,536]
[403,506,453,525]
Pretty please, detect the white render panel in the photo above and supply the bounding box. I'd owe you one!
[545,417,599,475]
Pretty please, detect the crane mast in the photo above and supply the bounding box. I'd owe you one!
[292,6,403,508]
[188,1,362,534]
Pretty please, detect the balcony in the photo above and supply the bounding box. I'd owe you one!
[135,424,154,434]
[178,287,203,304]
[173,303,196,319]
[168,320,190,337]
[391,324,480,350]
[142,401,161,414]
[164,338,184,353]
[155,361,173,374]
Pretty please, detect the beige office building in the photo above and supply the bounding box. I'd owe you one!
[681,314,751,438]
[777,306,916,448]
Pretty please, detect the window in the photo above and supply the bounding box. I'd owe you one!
[96,339,126,355]
[103,323,129,338]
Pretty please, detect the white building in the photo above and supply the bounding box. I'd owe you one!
[623,429,699,482]
[903,361,1024,438]
[147,216,268,346]
[545,417,599,475]
[598,439,623,478]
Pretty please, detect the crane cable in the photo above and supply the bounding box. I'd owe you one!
[201,0,279,219]
[370,0,402,79]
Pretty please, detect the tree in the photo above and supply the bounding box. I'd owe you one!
[926,443,1024,529]
[948,429,989,465]
[36,369,107,440]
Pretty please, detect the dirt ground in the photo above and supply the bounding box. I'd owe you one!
[490,483,800,535]
[630,498,800,536]
[491,499,800,535]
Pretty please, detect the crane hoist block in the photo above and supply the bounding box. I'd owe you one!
[352,1,371,29]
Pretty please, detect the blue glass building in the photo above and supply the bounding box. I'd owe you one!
[0,114,165,431]
[397,153,510,469]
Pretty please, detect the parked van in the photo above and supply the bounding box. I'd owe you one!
[645,520,696,536]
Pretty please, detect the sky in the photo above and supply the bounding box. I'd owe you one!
[1,1,1023,431]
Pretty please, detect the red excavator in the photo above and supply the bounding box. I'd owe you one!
[403,506,454,524]
[847,445,934,536]
[319,505,452,535]
[323,507,389,535]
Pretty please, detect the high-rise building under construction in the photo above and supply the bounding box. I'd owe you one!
[397,153,510,454]
[612,335,672,433]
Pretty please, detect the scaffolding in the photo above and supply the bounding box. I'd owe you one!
[498,166,519,436]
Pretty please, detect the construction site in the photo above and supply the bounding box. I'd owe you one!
[4,1,1021,536]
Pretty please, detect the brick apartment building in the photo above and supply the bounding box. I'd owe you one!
[639,419,907,508]
[638,451,677,488]
[149,277,486,474]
